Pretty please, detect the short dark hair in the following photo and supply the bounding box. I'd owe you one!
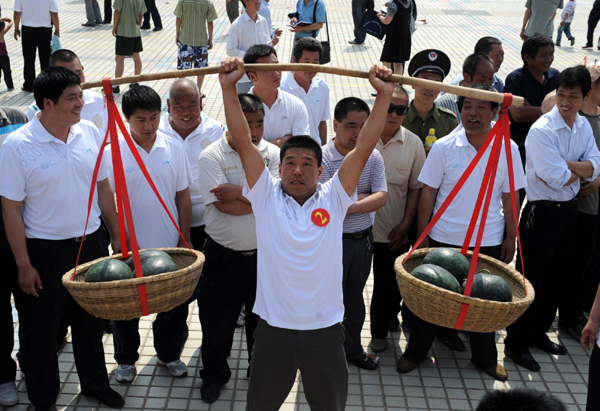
[457,83,499,113]
[280,136,323,167]
[521,33,554,64]
[557,65,592,98]
[476,388,567,411]
[50,49,79,66]
[238,93,265,114]
[243,44,277,68]
[474,36,502,55]
[122,85,162,118]
[292,37,324,62]
[334,97,371,122]
[33,66,81,110]
[463,53,494,79]
[393,84,409,100]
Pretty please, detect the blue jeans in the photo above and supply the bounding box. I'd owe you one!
[557,22,573,44]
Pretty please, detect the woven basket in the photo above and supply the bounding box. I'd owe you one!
[395,248,535,333]
[62,248,204,321]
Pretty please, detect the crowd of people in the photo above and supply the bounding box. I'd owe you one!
[1,0,600,411]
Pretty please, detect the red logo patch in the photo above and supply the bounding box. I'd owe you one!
[311,208,330,227]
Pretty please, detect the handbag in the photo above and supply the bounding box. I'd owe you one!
[359,9,387,40]
[312,0,330,64]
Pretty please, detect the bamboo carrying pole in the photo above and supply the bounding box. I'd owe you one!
[83,64,525,107]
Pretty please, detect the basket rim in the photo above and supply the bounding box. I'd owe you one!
[395,247,535,308]
[62,247,204,288]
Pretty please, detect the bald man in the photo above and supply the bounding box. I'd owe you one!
[159,78,224,250]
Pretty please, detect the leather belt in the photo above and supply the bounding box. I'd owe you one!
[342,227,372,240]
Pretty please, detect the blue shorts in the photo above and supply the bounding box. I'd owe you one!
[177,42,209,70]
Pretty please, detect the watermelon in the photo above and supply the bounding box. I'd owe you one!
[422,248,470,283]
[132,256,180,277]
[125,250,173,271]
[85,259,133,283]
[461,273,513,302]
[411,264,461,293]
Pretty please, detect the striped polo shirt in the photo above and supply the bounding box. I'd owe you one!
[320,139,387,234]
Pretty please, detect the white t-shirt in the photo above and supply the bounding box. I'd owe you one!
[104,132,193,249]
[27,90,109,141]
[418,127,526,247]
[14,0,58,27]
[561,0,576,22]
[159,112,224,227]
[198,134,280,251]
[279,73,330,144]
[249,88,311,142]
[0,117,106,240]
[243,168,357,330]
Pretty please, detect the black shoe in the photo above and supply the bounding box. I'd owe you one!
[439,334,466,351]
[350,352,380,370]
[505,347,540,371]
[555,42,561,47]
[348,39,363,45]
[21,87,32,92]
[200,383,221,403]
[81,388,125,408]
[533,340,567,355]
[570,36,576,46]
[82,22,96,27]
[583,44,593,49]
[152,27,163,32]
[141,25,151,30]
[102,19,111,24]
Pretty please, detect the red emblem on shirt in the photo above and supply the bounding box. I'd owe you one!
[311,208,330,227]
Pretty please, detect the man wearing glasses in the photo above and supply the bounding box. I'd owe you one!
[369,85,426,354]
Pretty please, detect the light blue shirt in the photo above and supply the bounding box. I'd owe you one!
[295,0,326,38]
[258,1,274,37]
[525,106,600,201]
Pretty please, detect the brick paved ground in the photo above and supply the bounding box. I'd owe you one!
[1,0,597,409]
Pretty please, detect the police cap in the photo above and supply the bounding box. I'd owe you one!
[408,49,451,79]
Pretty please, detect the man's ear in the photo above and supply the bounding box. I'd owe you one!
[166,99,172,114]
[333,119,339,133]
[247,72,258,83]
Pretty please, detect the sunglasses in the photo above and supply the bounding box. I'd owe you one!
[387,104,409,116]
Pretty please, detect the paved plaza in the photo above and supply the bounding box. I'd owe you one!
[2,0,599,409]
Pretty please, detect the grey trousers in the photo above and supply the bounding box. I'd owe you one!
[85,0,102,24]
[246,319,348,411]
[226,0,239,23]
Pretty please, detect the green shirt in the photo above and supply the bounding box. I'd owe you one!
[174,0,218,47]
[402,101,459,142]
[114,0,147,38]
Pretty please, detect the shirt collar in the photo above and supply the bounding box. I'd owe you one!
[407,101,440,123]
[548,105,584,131]
[522,64,556,82]
[380,126,405,145]
[161,112,205,141]
[249,87,284,103]
[30,115,83,144]
[241,12,263,23]
[284,72,320,91]
[327,139,346,161]
[129,130,167,152]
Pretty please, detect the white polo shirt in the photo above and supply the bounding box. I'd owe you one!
[14,0,58,28]
[279,73,330,144]
[198,134,280,251]
[27,90,109,141]
[418,127,526,247]
[159,112,224,227]
[243,168,357,330]
[249,88,311,142]
[0,117,107,240]
[104,131,193,249]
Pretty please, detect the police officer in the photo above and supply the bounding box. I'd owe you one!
[402,49,458,145]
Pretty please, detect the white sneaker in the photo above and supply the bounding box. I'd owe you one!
[115,364,136,383]
[0,381,18,406]
[157,358,188,377]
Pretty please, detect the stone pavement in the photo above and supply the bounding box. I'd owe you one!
[1,0,598,409]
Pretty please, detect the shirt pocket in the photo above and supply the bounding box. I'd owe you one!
[386,163,410,189]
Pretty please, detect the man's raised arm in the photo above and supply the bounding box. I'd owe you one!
[338,65,394,196]
[219,58,266,189]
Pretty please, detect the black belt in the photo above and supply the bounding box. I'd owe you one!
[208,237,257,257]
[342,227,372,240]
[531,199,578,208]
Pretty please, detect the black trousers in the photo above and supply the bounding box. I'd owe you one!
[588,0,600,47]
[505,202,579,350]
[0,56,13,89]
[341,231,373,360]
[351,0,368,43]
[104,0,112,22]
[197,236,259,385]
[584,222,600,311]
[559,212,599,327]
[588,345,600,411]
[370,241,411,339]
[113,302,189,365]
[21,26,51,91]
[0,251,18,385]
[17,229,111,408]
[190,224,207,252]
[142,0,162,29]
[403,239,502,368]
